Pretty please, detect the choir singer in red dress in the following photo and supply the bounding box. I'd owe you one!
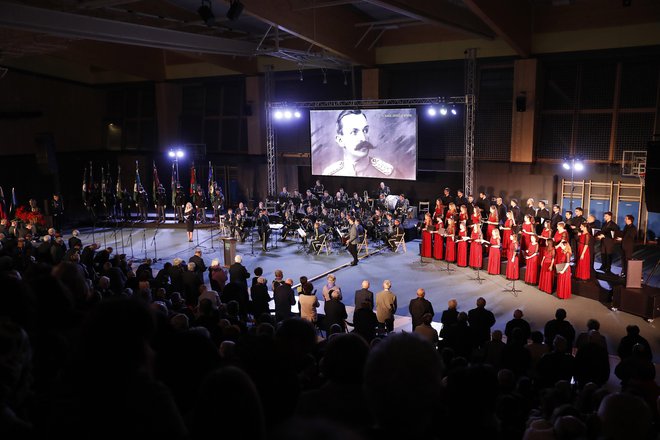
[433,217,444,260]
[457,223,469,267]
[539,244,555,294]
[524,235,540,285]
[555,242,572,299]
[445,218,457,263]
[575,223,592,281]
[506,234,520,280]
[421,212,433,258]
[486,206,499,240]
[469,223,484,270]
[501,211,515,259]
[521,214,535,251]
[487,229,501,275]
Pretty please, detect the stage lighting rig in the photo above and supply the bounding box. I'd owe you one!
[562,156,584,210]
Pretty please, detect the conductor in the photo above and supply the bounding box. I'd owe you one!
[347,215,359,266]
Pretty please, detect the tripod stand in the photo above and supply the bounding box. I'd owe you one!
[439,259,455,273]
[503,278,521,296]
[468,266,485,284]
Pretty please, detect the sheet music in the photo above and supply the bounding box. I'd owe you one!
[270,223,285,230]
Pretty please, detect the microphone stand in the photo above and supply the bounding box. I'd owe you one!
[151,220,160,262]
[128,221,135,261]
[142,227,147,261]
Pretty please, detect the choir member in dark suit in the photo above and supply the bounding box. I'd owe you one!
[524,198,536,219]
[596,212,619,274]
[509,198,523,226]
[455,189,467,209]
[536,201,550,234]
[495,197,507,225]
[550,204,562,232]
[477,192,489,218]
[617,214,637,278]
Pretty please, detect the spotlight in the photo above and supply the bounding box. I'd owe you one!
[226,0,244,21]
[299,69,304,82]
[274,110,283,120]
[284,110,292,119]
[439,106,448,116]
[176,150,184,158]
[562,162,570,170]
[197,0,214,25]
[168,151,175,158]
[294,111,301,118]
[427,107,437,117]
[574,161,584,171]
[450,106,457,115]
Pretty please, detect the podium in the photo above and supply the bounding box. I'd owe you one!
[221,237,237,267]
[626,259,643,288]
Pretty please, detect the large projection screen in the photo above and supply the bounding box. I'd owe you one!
[310,108,417,180]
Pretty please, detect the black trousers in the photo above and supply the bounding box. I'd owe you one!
[621,248,633,275]
[348,243,358,263]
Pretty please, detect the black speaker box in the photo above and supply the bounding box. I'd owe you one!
[613,285,660,319]
[645,140,660,213]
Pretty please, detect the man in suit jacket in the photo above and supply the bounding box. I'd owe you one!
[408,288,434,331]
[188,248,207,280]
[347,215,359,266]
[324,290,348,332]
[618,214,637,277]
[274,278,296,322]
[550,204,563,232]
[228,255,250,288]
[354,280,374,309]
[467,297,496,349]
[375,280,397,333]
[596,212,619,273]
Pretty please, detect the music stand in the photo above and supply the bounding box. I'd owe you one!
[467,239,485,284]
[503,278,521,296]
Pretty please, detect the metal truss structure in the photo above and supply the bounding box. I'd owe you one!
[464,48,477,197]
[265,67,277,197]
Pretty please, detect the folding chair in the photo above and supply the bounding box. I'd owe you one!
[392,234,406,253]
[316,233,330,255]
[357,234,369,256]
[418,201,430,216]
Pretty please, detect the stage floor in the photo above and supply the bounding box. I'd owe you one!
[79,224,660,366]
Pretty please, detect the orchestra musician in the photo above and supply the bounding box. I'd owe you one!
[257,209,271,251]
[524,235,540,285]
[234,212,249,242]
[387,219,405,251]
[212,187,224,222]
[310,220,326,253]
[313,179,324,197]
[394,194,409,220]
[378,181,390,197]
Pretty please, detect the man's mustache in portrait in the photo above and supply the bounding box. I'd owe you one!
[354,141,374,151]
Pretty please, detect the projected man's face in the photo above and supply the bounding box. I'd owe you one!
[336,113,370,160]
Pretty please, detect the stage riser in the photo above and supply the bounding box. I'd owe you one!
[572,279,611,303]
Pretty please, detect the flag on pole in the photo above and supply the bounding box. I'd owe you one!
[208,161,214,204]
[0,186,5,219]
[152,161,162,198]
[10,187,17,214]
[190,162,197,196]
[116,165,122,201]
[82,166,88,206]
[134,160,142,201]
[171,162,177,208]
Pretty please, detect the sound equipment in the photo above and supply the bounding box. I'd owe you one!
[645,140,660,212]
[613,285,660,320]
[626,260,643,288]
[572,278,611,303]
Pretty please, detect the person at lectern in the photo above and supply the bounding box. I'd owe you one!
[323,110,395,178]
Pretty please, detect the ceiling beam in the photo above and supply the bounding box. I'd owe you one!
[55,40,167,81]
[360,0,495,39]
[236,0,373,66]
[462,0,531,57]
[0,1,258,56]
[174,52,260,75]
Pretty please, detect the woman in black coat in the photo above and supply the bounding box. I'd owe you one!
[184,202,195,242]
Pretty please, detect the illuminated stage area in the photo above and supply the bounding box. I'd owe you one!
[77,223,660,365]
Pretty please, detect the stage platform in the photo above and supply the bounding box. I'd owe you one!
[75,224,660,364]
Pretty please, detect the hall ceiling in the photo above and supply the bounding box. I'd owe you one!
[0,0,658,83]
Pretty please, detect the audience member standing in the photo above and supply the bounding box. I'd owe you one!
[354,279,374,309]
[273,278,296,322]
[229,255,250,289]
[467,297,496,349]
[543,308,576,351]
[375,280,397,333]
[408,288,434,331]
[504,309,531,343]
[324,290,348,332]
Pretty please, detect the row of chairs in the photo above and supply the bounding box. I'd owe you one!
[313,233,407,256]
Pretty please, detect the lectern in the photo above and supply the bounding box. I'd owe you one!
[222,237,237,267]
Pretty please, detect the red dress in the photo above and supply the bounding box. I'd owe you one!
[506,241,520,280]
[575,233,591,280]
[457,230,468,267]
[538,254,555,294]
[445,233,456,262]
[501,219,514,258]
[471,213,481,227]
[539,229,552,257]
[469,231,483,269]
[421,226,433,258]
[553,230,568,248]
[487,237,501,275]
[524,244,539,285]
[555,249,572,299]
[433,224,444,260]
[487,214,498,240]
[521,222,534,251]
